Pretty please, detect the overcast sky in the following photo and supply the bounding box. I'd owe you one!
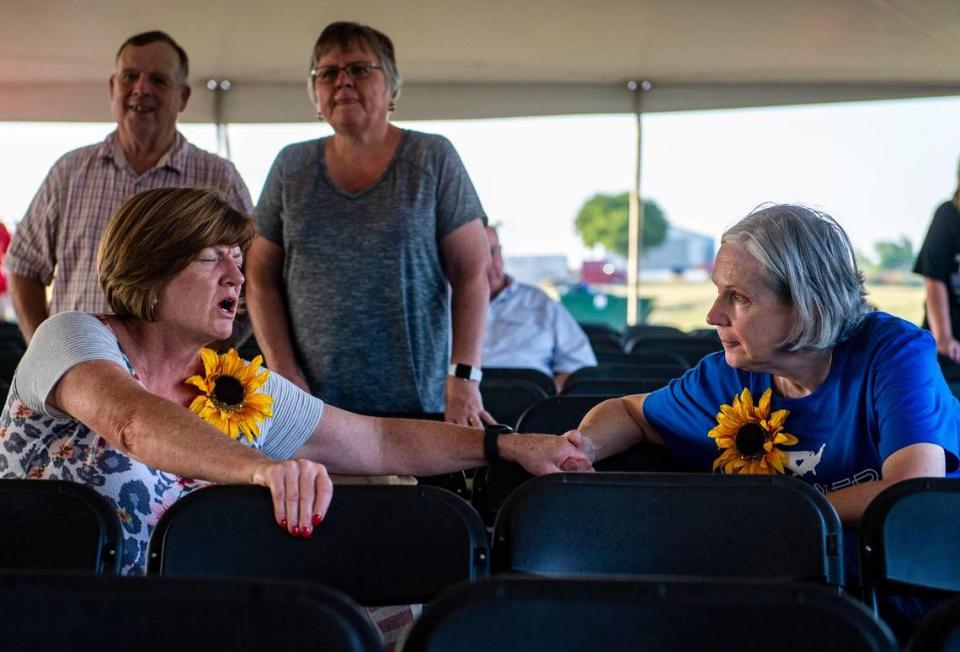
[2,94,959,266]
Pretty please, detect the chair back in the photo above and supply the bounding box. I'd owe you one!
[906,592,960,652]
[595,349,689,367]
[567,361,688,383]
[0,572,380,650]
[622,323,686,340]
[493,472,843,585]
[471,396,687,525]
[405,576,896,652]
[578,322,622,339]
[860,478,960,615]
[0,480,122,574]
[561,377,670,396]
[479,378,549,429]
[149,484,489,605]
[625,334,723,365]
[481,367,555,396]
[515,394,610,434]
[586,332,623,354]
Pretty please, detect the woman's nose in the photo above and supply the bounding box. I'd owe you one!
[334,69,353,88]
[705,299,726,326]
[223,265,244,287]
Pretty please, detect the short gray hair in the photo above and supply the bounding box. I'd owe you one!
[309,21,401,105]
[722,204,869,350]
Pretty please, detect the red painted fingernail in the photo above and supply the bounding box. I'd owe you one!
[312,513,322,526]
[291,525,300,536]
[280,519,287,529]
[301,525,312,538]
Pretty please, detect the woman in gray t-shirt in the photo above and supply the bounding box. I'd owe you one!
[248,21,493,426]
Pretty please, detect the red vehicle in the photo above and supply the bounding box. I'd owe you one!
[580,260,626,285]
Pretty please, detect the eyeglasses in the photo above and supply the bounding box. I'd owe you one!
[310,62,383,85]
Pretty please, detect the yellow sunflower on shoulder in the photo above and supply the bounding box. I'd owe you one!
[185,348,274,442]
[708,387,798,475]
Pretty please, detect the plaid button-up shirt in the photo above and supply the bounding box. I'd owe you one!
[6,130,254,315]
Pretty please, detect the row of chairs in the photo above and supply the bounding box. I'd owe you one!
[0,571,912,651]
[6,475,959,621]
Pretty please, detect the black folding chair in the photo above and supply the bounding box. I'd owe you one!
[493,473,843,586]
[148,484,490,605]
[860,478,960,616]
[595,348,690,367]
[0,572,381,651]
[689,327,721,340]
[481,367,555,396]
[480,378,549,429]
[405,576,896,652]
[471,396,687,525]
[561,376,670,396]
[0,480,123,574]
[577,322,622,339]
[625,334,723,366]
[622,323,687,341]
[906,592,960,652]
[567,361,688,384]
[586,332,623,354]
[0,323,25,383]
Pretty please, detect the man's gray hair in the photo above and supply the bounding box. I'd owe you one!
[722,204,870,350]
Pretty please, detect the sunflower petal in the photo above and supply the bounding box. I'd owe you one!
[757,388,772,419]
[200,348,220,376]
[739,388,755,417]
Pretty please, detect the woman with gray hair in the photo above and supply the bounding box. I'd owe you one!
[247,21,493,427]
[570,204,958,524]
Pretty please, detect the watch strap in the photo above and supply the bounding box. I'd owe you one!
[449,363,483,382]
[484,424,513,464]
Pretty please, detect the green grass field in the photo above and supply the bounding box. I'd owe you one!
[638,281,924,331]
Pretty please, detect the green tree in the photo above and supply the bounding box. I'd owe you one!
[574,192,669,257]
[873,237,914,271]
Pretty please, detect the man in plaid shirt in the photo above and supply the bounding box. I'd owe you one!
[6,30,253,343]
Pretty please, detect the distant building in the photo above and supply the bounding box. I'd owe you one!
[641,226,714,273]
[503,255,570,285]
[578,225,715,284]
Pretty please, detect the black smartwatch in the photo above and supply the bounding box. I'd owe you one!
[484,424,513,464]
[449,363,483,382]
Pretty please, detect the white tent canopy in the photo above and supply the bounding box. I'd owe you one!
[2,0,960,123]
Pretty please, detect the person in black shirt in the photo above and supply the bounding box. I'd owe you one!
[914,161,960,362]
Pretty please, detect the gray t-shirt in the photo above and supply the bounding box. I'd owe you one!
[0,311,323,573]
[255,130,486,414]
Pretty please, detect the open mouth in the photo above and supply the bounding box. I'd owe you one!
[218,298,236,313]
[128,105,154,113]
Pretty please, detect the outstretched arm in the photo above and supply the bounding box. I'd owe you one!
[575,394,665,462]
[296,404,593,476]
[51,360,330,536]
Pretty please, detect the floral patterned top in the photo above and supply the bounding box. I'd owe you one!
[0,312,323,574]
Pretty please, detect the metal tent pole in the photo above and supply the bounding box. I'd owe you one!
[626,80,651,325]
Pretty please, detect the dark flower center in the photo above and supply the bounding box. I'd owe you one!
[735,422,767,459]
[212,375,245,407]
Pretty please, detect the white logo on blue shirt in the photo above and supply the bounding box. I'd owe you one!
[784,443,826,477]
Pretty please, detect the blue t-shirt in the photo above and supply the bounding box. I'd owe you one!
[645,312,959,494]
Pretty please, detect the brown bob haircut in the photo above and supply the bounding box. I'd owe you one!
[98,187,255,321]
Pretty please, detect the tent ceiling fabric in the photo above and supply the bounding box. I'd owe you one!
[2,0,960,123]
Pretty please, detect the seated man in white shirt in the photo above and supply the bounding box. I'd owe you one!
[482,226,597,391]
